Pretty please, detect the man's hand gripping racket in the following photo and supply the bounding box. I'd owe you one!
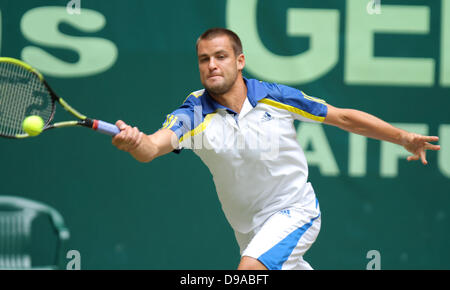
[112,120,144,152]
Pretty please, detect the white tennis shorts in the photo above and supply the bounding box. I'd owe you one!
[234,205,321,270]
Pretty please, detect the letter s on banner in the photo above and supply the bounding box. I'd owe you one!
[20,6,118,78]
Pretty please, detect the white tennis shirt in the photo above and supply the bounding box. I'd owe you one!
[161,78,328,234]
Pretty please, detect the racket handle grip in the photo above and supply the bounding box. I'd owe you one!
[92,120,120,136]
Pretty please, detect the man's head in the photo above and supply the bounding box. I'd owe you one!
[196,28,245,96]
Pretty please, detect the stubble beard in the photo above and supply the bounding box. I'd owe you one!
[204,73,238,96]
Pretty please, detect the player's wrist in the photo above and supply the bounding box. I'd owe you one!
[129,134,155,163]
[399,130,413,147]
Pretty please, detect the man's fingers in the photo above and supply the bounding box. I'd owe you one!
[404,134,439,165]
[130,127,141,148]
[111,124,143,152]
[420,151,427,165]
[407,155,419,162]
[407,152,428,164]
[424,142,441,151]
[123,125,132,140]
[115,120,128,130]
[420,135,439,143]
[136,131,144,147]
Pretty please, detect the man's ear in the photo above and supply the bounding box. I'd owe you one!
[237,53,245,71]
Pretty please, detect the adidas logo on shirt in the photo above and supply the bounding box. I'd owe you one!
[279,209,291,217]
[261,112,273,122]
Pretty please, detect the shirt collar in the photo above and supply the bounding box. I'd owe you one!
[244,77,268,106]
[200,77,268,115]
[201,90,235,115]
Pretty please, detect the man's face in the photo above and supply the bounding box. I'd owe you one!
[197,35,245,95]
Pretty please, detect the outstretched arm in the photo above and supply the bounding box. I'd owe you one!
[323,104,440,165]
[112,120,178,163]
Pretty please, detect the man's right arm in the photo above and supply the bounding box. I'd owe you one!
[112,120,179,163]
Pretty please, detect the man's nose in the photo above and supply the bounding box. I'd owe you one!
[208,58,217,70]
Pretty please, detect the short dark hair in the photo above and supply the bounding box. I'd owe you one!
[196,28,243,56]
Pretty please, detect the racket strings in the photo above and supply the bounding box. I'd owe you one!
[0,62,53,136]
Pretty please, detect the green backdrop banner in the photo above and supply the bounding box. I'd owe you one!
[0,0,449,269]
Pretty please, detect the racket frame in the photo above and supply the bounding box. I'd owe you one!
[0,57,117,138]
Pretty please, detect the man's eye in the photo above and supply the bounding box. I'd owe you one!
[218,55,225,59]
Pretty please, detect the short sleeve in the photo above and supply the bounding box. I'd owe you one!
[276,84,328,123]
[160,93,203,151]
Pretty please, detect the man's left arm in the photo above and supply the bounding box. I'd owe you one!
[323,104,441,165]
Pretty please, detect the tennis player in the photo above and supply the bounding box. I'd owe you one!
[112,28,440,270]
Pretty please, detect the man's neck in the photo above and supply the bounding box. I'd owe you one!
[209,76,247,114]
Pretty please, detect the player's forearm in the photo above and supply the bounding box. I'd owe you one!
[128,129,178,163]
[129,134,159,163]
[335,109,409,145]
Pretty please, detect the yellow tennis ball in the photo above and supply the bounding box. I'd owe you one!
[22,115,44,136]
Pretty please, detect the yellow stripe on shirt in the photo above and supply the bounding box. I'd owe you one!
[182,90,203,104]
[258,98,325,122]
[166,116,178,130]
[163,115,175,129]
[162,114,170,129]
[179,113,216,143]
[302,92,327,104]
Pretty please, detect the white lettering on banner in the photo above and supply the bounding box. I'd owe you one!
[366,0,382,15]
[226,0,450,87]
[296,123,340,176]
[226,0,339,85]
[346,0,434,86]
[349,133,367,177]
[20,7,118,78]
[297,123,449,178]
[441,0,450,86]
[0,2,448,82]
[438,125,450,178]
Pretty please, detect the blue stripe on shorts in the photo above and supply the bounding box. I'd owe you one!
[257,214,320,270]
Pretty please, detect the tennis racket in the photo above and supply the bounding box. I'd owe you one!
[0,57,120,139]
